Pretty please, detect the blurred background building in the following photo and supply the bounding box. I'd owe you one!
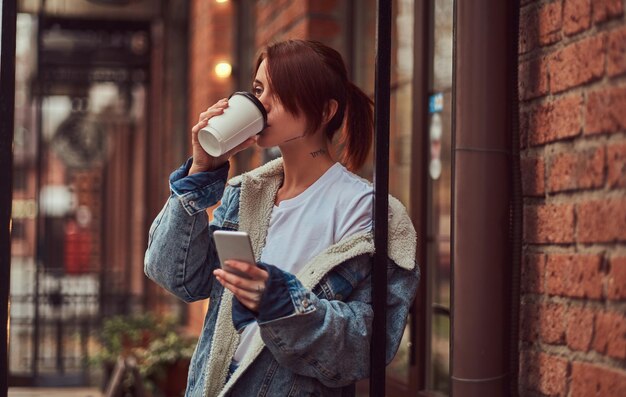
[6,0,625,395]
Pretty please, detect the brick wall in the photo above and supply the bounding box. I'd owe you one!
[518,0,626,395]
[255,0,345,51]
[188,0,234,135]
[185,0,235,335]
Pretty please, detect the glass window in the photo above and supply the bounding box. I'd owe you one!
[352,0,416,395]
[352,0,455,395]
[9,13,155,385]
[427,0,453,393]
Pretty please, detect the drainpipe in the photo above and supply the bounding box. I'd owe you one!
[1,0,18,393]
[451,0,520,396]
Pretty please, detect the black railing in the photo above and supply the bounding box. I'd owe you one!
[370,0,392,395]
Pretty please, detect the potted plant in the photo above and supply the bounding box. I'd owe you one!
[137,329,196,396]
[92,312,196,397]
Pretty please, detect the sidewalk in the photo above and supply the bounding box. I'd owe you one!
[8,388,102,397]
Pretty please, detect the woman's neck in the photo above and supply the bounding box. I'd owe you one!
[276,135,335,203]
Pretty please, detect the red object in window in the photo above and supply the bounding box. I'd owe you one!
[65,220,92,274]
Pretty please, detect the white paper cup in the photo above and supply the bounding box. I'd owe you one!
[198,92,267,157]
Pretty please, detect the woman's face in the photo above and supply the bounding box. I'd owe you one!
[252,59,308,148]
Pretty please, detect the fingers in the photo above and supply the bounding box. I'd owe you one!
[191,108,225,134]
[191,98,229,134]
[215,272,259,300]
[214,269,264,311]
[198,98,228,121]
[214,262,267,291]
[214,260,268,311]
[225,260,268,282]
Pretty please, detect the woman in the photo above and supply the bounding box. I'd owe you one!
[145,40,419,397]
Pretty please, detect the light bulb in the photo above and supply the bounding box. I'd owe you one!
[214,62,232,79]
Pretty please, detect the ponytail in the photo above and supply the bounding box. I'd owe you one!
[340,82,374,172]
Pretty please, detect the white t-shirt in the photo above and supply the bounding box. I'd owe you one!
[233,162,373,363]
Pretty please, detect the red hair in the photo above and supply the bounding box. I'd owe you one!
[254,40,373,171]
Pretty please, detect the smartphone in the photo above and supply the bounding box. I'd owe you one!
[213,230,256,279]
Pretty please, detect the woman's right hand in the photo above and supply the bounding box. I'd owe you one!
[188,98,257,175]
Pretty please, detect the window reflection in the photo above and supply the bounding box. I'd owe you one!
[428,0,454,394]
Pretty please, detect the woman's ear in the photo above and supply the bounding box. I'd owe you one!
[323,99,339,125]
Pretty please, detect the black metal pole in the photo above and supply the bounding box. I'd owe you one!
[370,0,391,395]
[1,0,18,394]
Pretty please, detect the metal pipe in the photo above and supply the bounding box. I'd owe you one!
[370,0,391,395]
[451,0,516,395]
[1,0,18,393]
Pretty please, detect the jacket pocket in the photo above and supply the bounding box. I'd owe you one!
[316,257,370,302]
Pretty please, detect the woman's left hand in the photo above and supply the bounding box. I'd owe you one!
[214,261,269,312]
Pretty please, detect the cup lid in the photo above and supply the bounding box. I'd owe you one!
[230,91,268,130]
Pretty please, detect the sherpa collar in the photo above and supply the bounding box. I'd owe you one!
[227,157,417,270]
[204,158,417,397]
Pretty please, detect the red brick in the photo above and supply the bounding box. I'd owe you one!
[593,311,626,359]
[592,0,624,23]
[520,109,529,149]
[547,147,605,192]
[540,301,567,344]
[522,253,546,294]
[528,94,583,145]
[519,56,550,100]
[585,86,626,135]
[577,198,626,243]
[257,0,308,45]
[608,27,626,77]
[521,300,541,342]
[521,300,566,344]
[564,0,592,35]
[566,306,595,351]
[519,6,539,54]
[520,351,569,396]
[607,142,626,188]
[549,35,606,93]
[524,203,575,243]
[257,0,292,26]
[571,361,626,397]
[545,254,603,298]
[607,257,626,299]
[519,2,563,53]
[306,18,341,41]
[280,19,308,41]
[522,156,545,196]
[309,0,339,13]
[539,1,563,46]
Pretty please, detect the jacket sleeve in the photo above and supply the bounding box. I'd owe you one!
[257,255,420,387]
[143,159,234,302]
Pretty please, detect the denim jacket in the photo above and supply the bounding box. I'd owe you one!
[144,158,420,397]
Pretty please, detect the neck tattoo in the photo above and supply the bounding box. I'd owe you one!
[310,148,327,158]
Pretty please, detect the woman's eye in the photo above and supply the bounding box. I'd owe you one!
[252,87,263,97]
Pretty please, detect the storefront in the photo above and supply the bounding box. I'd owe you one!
[5,0,189,386]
